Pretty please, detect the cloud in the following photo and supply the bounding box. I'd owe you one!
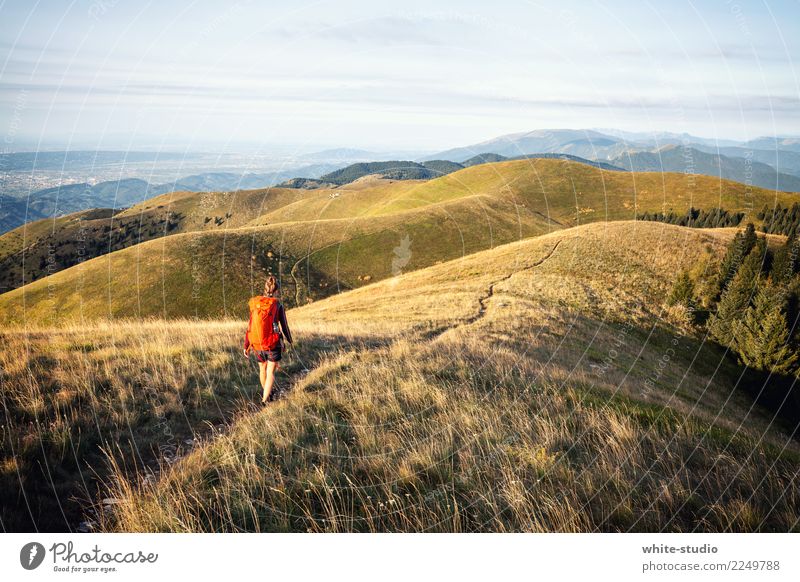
[269,14,472,47]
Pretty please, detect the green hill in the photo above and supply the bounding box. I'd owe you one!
[462,152,624,171]
[611,145,800,192]
[0,186,317,294]
[77,221,798,532]
[2,158,798,325]
[316,160,464,185]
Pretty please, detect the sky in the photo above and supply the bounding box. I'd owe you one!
[0,0,799,153]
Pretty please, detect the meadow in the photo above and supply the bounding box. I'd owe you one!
[2,158,797,325]
[3,222,798,532]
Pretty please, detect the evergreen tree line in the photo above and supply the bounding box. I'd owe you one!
[637,207,745,229]
[756,202,800,236]
[668,223,800,421]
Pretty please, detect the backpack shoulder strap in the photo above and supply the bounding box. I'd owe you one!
[267,298,279,316]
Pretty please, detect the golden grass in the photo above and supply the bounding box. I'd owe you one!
[0,318,260,531]
[3,158,796,324]
[77,222,799,532]
[3,221,798,532]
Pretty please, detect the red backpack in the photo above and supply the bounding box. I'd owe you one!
[247,296,281,351]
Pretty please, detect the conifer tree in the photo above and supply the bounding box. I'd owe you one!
[709,238,766,347]
[770,233,794,285]
[712,223,758,301]
[668,270,695,307]
[732,283,798,374]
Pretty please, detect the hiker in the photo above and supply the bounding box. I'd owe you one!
[243,275,293,404]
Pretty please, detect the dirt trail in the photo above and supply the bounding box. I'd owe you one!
[431,238,564,338]
[109,238,564,530]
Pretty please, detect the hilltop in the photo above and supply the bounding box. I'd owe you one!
[5,221,794,532]
[425,128,800,190]
[0,164,340,235]
[0,186,319,294]
[610,145,800,192]
[2,157,798,324]
[292,153,621,187]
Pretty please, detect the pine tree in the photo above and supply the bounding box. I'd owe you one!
[709,239,766,347]
[770,232,796,285]
[732,283,798,374]
[742,222,757,251]
[668,270,695,307]
[712,223,758,301]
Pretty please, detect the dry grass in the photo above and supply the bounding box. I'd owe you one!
[83,222,800,532]
[4,157,795,325]
[0,319,259,531]
[99,335,800,532]
[3,222,798,532]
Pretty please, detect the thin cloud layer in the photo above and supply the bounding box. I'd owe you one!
[0,0,797,150]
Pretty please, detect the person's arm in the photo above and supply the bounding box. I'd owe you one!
[279,304,293,344]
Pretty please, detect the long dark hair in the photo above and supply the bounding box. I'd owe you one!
[264,275,279,297]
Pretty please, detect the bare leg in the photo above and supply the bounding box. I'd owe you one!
[263,360,279,402]
[258,362,268,402]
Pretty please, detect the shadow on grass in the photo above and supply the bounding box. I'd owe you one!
[0,327,368,533]
[737,365,800,439]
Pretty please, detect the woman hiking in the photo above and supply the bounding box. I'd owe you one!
[243,275,293,404]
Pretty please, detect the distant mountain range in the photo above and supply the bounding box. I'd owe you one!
[0,164,339,235]
[609,146,800,192]
[4,129,800,236]
[423,129,634,162]
[0,195,44,234]
[425,128,800,164]
[423,128,800,191]
[689,144,800,176]
[280,153,623,188]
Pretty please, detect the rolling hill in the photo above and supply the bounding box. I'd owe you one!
[425,128,800,188]
[2,157,799,325]
[0,194,45,235]
[610,145,800,192]
[8,221,791,532]
[22,178,153,218]
[691,145,800,178]
[461,152,624,171]
[424,129,636,162]
[315,160,462,184]
[0,186,319,294]
[0,164,341,236]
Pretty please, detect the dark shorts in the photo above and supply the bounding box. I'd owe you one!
[254,348,281,363]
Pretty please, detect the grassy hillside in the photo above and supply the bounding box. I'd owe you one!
[2,158,798,325]
[0,318,280,531]
[0,195,555,325]
[611,145,800,192]
[0,187,316,294]
[256,157,798,224]
[316,160,463,185]
[462,152,624,171]
[27,221,787,533]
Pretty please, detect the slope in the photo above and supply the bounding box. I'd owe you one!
[3,158,799,324]
[90,221,800,532]
[0,186,318,294]
[257,157,798,225]
[611,145,800,192]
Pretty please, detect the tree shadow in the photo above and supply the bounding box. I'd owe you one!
[737,365,800,438]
